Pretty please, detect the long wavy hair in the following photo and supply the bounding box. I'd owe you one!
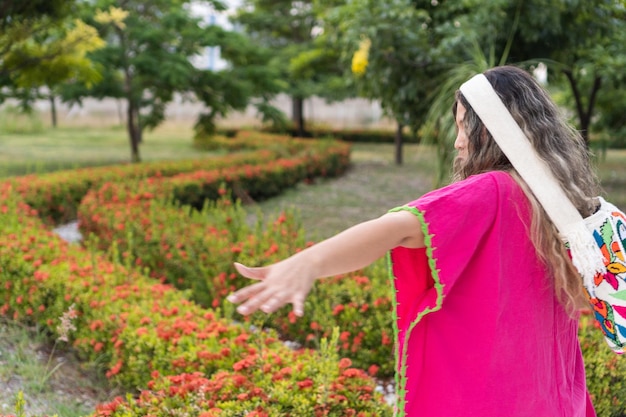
[452,65,601,312]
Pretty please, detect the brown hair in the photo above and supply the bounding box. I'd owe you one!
[453,65,600,312]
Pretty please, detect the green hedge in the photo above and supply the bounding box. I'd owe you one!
[205,126,422,144]
[0,182,392,416]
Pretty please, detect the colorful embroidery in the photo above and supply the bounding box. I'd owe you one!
[586,211,626,352]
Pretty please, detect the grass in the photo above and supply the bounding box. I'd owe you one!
[0,120,203,177]
[248,143,440,240]
[1,117,626,415]
[0,319,119,417]
[596,148,626,208]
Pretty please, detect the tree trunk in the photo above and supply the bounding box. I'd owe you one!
[562,69,602,146]
[49,95,57,128]
[394,122,404,165]
[127,100,141,163]
[292,96,305,137]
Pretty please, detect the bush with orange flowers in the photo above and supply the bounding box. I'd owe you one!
[78,177,396,376]
[92,330,392,417]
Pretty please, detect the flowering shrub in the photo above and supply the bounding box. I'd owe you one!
[92,330,392,416]
[78,179,396,376]
[579,311,626,416]
[7,149,275,224]
[8,133,347,224]
[0,141,392,414]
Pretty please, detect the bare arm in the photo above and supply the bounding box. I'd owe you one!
[227,209,424,316]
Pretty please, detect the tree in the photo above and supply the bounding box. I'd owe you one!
[323,0,467,165]
[501,0,626,145]
[328,0,626,174]
[0,0,72,30]
[75,0,282,162]
[0,19,104,126]
[234,0,351,137]
[0,0,104,124]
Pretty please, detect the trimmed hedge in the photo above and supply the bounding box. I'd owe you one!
[0,182,392,415]
[204,126,422,144]
[78,182,396,376]
[0,135,397,415]
[9,132,341,224]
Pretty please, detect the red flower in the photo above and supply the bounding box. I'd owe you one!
[381,331,391,346]
[338,358,352,369]
[332,304,345,316]
[288,311,297,324]
[298,378,314,389]
[106,360,123,378]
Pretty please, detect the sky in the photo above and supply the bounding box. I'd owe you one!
[189,0,243,70]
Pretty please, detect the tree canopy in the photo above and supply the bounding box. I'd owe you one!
[69,0,282,162]
[234,0,353,136]
[1,0,625,168]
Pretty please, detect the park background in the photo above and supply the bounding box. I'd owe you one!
[1,1,625,416]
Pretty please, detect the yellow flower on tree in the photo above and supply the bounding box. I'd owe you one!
[65,20,106,54]
[351,38,371,76]
[95,6,129,30]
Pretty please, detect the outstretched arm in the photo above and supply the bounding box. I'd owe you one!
[227,209,424,316]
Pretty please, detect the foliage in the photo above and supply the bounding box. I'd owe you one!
[588,73,626,148]
[8,133,346,224]
[91,331,391,416]
[0,6,104,114]
[321,0,626,176]
[321,0,474,165]
[78,177,394,375]
[209,125,416,144]
[0,0,72,29]
[0,390,58,417]
[3,20,104,90]
[0,168,392,414]
[233,0,353,136]
[580,312,626,416]
[1,136,626,414]
[328,0,437,130]
[70,0,282,162]
[507,0,626,144]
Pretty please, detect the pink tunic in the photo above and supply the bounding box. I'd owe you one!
[388,171,595,417]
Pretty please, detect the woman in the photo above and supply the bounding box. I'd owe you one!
[227,66,598,416]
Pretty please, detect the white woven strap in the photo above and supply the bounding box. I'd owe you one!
[459,73,604,281]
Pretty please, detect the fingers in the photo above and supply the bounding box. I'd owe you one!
[233,262,267,280]
[291,294,305,317]
[227,281,264,305]
[230,285,294,316]
[229,261,310,318]
[227,280,305,316]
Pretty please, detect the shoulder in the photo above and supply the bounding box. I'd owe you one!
[456,170,517,190]
[420,171,517,204]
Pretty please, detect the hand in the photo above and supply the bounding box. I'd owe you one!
[227,260,316,317]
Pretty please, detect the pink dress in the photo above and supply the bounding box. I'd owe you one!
[388,171,595,417]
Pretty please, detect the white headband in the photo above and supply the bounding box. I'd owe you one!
[459,73,604,281]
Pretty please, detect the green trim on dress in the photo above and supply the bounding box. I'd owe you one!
[387,205,445,417]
